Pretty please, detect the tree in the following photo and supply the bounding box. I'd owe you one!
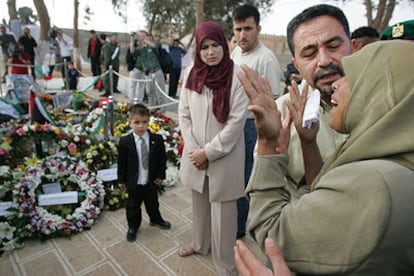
[364,0,395,32]
[73,0,82,71]
[141,0,273,44]
[33,0,51,41]
[336,0,414,33]
[6,0,18,21]
[17,7,38,24]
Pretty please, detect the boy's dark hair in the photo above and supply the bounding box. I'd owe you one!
[287,4,350,57]
[351,26,379,39]
[232,4,260,25]
[128,104,150,118]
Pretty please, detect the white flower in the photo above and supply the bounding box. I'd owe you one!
[22,125,29,132]
[60,140,69,147]
[0,165,10,176]
[86,139,91,145]
[74,136,80,142]
[0,222,16,240]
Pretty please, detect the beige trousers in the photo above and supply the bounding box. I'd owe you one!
[191,177,238,276]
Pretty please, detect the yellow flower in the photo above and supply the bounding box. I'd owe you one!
[24,154,42,167]
[54,128,61,135]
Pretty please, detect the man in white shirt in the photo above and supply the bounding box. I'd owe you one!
[231,4,282,240]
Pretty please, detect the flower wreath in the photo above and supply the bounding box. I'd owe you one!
[14,156,105,239]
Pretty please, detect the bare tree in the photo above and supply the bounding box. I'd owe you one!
[334,0,414,33]
[196,0,204,27]
[7,0,18,21]
[32,0,50,41]
[73,0,82,71]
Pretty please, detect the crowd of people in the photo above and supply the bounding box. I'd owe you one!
[1,3,413,275]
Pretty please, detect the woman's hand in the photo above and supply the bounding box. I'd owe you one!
[189,148,208,170]
[237,64,281,155]
[285,81,319,144]
[234,237,291,276]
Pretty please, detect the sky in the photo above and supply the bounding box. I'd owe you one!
[0,0,413,36]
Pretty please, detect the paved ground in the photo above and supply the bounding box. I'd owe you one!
[0,76,266,276]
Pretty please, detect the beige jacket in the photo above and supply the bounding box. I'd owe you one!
[179,64,249,202]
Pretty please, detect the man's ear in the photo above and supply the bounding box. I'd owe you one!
[351,38,357,50]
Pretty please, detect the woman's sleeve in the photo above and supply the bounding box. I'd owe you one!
[247,157,389,274]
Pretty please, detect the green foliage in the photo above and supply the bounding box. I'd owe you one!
[17,7,38,25]
[141,0,274,41]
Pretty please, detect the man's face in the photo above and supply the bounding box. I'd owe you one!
[111,34,118,42]
[0,27,6,34]
[232,16,260,53]
[292,16,352,96]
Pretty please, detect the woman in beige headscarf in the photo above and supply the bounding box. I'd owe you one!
[235,40,414,275]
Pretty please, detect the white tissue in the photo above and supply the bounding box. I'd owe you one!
[302,89,320,128]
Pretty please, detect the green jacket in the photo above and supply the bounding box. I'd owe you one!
[134,44,161,72]
[101,41,120,70]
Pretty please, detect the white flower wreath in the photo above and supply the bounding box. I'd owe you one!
[14,156,105,238]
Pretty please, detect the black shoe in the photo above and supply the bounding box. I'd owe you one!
[236,232,246,239]
[100,92,111,97]
[150,220,171,230]
[113,89,122,94]
[126,228,137,242]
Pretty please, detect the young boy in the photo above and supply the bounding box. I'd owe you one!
[117,104,171,242]
[66,61,79,90]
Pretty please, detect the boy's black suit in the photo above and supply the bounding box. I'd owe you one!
[117,131,166,230]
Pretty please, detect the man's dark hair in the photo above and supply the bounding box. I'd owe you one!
[287,4,350,57]
[139,30,149,36]
[232,4,260,25]
[351,26,379,39]
[99,33,106,40]
[129,103,150,118]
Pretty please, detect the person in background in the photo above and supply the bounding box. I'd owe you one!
[56,29,73,89]
[350,26,379,53]
[231,3,282,240]
[8,42,31,76]
[168,38,186,98]
[18,27,37,80]
[237,40,414,275]
[134,31,165,107]
[283,62,302,94]
[178,21,249,276]
[96,33,107,92]
[127,33,146,103]
[87,30,102,80]
[228,35,238,53]
[380,19,414,41]
[66,60,79,90]
[0,25,17,83]
[100,33,121,97]
[117,104,171,243]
